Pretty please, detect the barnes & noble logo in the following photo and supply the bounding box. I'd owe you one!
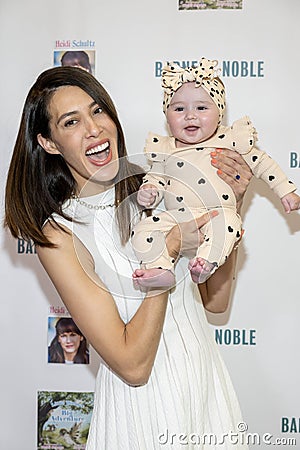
[215,328,256,346]
[290,152,300,168]
[17,238,36,254]
[281,417,300,433]
[155,60,264,78]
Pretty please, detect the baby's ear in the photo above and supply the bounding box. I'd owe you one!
[37,133,60,155]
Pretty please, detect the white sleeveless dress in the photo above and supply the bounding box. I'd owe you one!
[53,188,248,450]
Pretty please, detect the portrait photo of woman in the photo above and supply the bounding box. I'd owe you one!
[48,317,89,364]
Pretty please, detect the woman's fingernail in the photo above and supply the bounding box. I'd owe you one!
[210,151,217,157]
[217,169,223,175]
[216,148,223,153]
[211,158,217,164]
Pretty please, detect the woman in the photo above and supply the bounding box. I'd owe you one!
[48,317,89,364]
[5,66,252,449]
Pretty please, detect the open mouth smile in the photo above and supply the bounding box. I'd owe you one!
[86,141,113,166]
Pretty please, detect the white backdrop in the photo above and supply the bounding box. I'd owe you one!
[0,0,299,448]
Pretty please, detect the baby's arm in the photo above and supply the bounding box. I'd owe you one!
[281,192,300,213]
[242,147,297,203]
[139,131,170,208]
[137,184,159,208]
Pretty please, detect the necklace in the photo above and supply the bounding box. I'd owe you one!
[72,194,116,210]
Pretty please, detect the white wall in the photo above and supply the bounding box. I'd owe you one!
[0,0,299,448]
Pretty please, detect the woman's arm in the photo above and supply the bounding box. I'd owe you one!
[37,222,170,386]
[198,245,238,313]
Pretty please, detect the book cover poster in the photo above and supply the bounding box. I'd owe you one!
[179,0,242,10]
[37,391,94,449]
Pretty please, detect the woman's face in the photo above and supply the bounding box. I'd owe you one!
[38,85,119,196]
[58,331,83,360]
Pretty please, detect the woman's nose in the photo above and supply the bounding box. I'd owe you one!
[85,117,101,137]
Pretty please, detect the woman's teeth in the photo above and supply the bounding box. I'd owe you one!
[86,142,109,156]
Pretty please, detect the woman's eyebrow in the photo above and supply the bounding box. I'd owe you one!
[57,110,77,125]
[56,101,98,125]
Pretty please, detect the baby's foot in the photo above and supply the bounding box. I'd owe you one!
[188,257,218,284]
[133,268,175,289]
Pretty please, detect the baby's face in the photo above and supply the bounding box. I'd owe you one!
[166,82,219,148]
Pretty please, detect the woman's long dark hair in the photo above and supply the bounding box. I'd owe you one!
[4,66,144,247]
[48,317,89,364]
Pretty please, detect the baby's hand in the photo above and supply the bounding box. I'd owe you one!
[281,192,300,213]
[137,184,158,207]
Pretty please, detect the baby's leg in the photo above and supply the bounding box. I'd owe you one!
[190,209,242,284]
[131,211,178,288]
[133,268,175,288]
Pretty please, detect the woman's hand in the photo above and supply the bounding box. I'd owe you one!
[165,211,219,260]
[211,148,253,212]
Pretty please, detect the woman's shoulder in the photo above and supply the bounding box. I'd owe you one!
[42,219,73,246]
[38,219,96,282]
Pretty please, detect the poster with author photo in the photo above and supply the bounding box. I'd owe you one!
[53,49,95,74]
[179,0,242,10]
[48,316,90,365]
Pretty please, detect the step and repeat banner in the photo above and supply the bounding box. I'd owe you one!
[0,0,299,448]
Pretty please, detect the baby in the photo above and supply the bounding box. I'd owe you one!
[132,58,300,288]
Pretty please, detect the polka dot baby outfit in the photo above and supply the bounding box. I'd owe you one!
[132,116,296,274]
